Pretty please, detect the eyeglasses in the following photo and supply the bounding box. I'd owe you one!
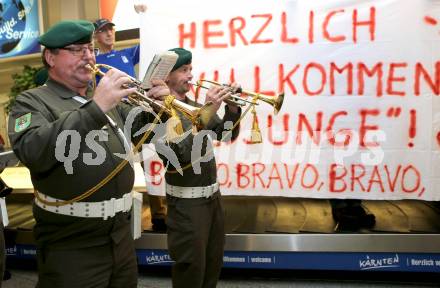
[60,45,95,57]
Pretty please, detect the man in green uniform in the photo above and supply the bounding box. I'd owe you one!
[157,48,241,288]
[7,20,169,288]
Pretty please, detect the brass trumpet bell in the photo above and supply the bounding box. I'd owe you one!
[168,97,213,131]
[248,91,284,115]
[191,79,284,145]
[194,79,284,115]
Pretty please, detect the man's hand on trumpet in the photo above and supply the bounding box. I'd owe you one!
[205,82,241,114]
[93,70,170,113]
[93,67,137,113]
[145,79,171,113]
[147,79,171,101]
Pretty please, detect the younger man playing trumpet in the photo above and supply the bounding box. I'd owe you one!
[157,48,241,288]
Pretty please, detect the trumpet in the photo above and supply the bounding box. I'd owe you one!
[86,64,213,138]
[192,79,285,144]
[192,79,284,115]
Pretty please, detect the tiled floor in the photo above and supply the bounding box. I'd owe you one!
[1,268,438,288]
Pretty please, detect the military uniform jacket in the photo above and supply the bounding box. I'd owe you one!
[8,79,155,250]
[157,97,241,188]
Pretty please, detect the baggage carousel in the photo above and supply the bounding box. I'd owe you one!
[3,164,440,272]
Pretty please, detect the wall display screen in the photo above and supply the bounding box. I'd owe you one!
[0,0,41,58]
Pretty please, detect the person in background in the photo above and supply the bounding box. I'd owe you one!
[156,47,241,288]
[8,19,169,287]
[93,6,167,232]
[93,18,139,79]
[330,199,376,231]
[33,67,48,87]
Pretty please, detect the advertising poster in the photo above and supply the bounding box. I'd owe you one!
[0,0,40,58]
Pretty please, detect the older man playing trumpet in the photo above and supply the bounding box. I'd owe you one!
[8,20,169,288]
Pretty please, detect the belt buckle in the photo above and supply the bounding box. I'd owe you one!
[205,185,213,198]
[114,198,124,213]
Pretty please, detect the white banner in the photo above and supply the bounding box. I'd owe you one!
[136,0,440,200]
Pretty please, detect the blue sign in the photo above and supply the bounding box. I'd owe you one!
[0,0,40,58]
[6,244,440,273]
[137,249,440,273]
[6,244,36,259]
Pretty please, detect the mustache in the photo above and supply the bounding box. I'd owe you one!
[82,61,95,67]
[79,62,96,72]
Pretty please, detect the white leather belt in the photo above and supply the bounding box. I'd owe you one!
[166,183,219,198]
[34,192,132,220]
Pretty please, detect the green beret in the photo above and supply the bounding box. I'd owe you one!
[39,20,95,49]
[169,48,192,72]
[34,68,48,86]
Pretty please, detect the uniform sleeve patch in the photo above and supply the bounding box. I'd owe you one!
[14,113,32,132]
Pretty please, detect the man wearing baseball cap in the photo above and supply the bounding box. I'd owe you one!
[93,17,138,79]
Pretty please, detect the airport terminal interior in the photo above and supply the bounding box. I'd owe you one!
[0,0,440,287]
